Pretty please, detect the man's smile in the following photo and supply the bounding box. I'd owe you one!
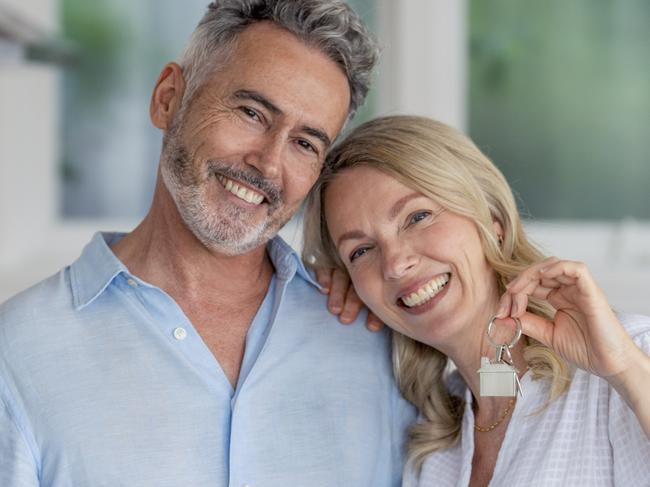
[216,174,266,205]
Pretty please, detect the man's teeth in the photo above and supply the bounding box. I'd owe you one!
[401,274,451,308]
[217,176,264,205]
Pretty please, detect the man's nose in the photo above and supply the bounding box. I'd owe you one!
[244,131,284,180]
[382,246,418,281]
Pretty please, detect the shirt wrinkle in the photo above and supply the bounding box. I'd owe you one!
[0,374,41,475]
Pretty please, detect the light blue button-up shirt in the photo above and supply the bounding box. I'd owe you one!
[0,233,415,486]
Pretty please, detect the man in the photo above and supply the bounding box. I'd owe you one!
[0,1,415,486]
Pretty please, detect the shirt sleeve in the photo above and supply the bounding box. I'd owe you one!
[609,329,650,487]
[0,396,40,487]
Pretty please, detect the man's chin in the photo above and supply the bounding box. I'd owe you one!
[184,205,294,256]
[194,223,276,257]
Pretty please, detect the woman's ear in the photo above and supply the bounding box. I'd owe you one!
[150,63,186,130]
[493,219,504,246]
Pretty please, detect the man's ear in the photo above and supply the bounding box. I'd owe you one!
[150,62,186,130]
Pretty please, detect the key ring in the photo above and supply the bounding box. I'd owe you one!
[486,315,522,349]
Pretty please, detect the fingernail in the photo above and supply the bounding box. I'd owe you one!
[319,287,330,294]
[330,305,342,314]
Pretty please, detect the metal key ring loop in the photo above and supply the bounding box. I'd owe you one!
[486,315,522,349]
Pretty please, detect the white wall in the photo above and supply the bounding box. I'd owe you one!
[375,0,467,130]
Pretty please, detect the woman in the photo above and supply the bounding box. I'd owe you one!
[303,115,650,486]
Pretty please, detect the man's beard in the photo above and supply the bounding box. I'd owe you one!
[159,122,288,256]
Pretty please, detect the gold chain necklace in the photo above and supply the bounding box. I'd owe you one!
[473,398,515,433]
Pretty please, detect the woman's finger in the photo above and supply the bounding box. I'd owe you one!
[511,291,530,317]
[315,267,333,294]
[366,311,385,332]
[339,285,364,324]
[507,257,561,293]
[530,285,555,300]
[496,291,513,318]
[505,272,559,302]
[328,268,351,314]
[539,261,592,287]
[540,260,605,299]
[539,276,573,289]
[518,311,555,349]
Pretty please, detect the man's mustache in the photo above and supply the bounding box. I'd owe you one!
[208,161,283,208]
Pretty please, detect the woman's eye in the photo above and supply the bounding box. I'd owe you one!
[349,246,371,262]
[408,211,431,226]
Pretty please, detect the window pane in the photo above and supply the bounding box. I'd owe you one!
[469,0,650,219]
[61,0,208,218]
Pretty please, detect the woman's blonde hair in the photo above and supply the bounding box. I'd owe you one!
[302,115,572,471]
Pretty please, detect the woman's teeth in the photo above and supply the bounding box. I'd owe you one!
[401,273,451,308]
[217,175,264,205]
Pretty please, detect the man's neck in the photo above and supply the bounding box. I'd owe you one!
[111,186,274,307]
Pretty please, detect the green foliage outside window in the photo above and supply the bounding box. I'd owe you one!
[470,0,650,219]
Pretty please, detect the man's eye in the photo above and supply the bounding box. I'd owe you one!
[296,139,318,154]
[349,246,371,262]
[240,107,261,121]
[408,211,432,226]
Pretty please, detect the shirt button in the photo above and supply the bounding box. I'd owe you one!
[242,484,251,487]
[127,278,138,288]
[173,327,187,340]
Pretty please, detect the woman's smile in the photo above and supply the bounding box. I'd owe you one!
[399,272,451,308]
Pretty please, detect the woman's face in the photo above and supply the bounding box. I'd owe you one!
[324,166,501,350]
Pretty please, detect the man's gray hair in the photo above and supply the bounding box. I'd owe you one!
[179,0,379,118]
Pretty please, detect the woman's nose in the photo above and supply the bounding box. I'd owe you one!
[382,247,418,281]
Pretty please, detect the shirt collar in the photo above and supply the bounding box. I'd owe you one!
[70,232,321,310]
[266,235,321,288]
[70,232,130,310]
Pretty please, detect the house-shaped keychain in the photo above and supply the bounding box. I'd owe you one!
[478,356,519,397]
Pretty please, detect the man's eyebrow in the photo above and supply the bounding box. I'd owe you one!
[336,230,367,249]
[301,126,332,150]
[233,89,282,115]
[389,193,424,219]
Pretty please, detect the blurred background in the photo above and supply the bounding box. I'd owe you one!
[1,0,649,313]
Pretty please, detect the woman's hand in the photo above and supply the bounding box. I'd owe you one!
[497,257,650,438]
[315,267,384,331]
[497,257,636,378]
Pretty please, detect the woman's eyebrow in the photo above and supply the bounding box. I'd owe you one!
[336,230,367,249]
[389,193,424,219]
